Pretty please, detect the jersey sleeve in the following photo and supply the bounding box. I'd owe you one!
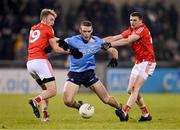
[121,28,131,38]
[47,26,54,39]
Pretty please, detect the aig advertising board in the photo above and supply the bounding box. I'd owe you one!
[0,69,67,94]
[107,68,180,93]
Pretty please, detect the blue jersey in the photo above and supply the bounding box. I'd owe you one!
[65,35,104,72]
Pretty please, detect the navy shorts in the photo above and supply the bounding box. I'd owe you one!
[67,69,99,87]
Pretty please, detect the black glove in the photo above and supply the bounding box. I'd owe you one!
[101,42,112,50]
[44,39,69,54]
[70,48,83,59]
[58,39,69,51]
[107,58,118,67]
[44,45,52,53]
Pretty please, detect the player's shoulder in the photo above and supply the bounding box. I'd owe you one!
[68,35,81,41]
[31,23,38,30]
[92,36,103,43]
[92,35,101,40]
[31,23,52,30]
[135,24,149,35]
[122,27,132,34]
[65,35,80,43]
[72,35,81,39]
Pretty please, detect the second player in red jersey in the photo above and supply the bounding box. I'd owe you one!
[104,12,156,122]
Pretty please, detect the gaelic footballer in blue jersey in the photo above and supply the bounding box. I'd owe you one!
[63,20,122,120]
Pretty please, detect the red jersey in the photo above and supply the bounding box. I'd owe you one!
[28,22,54,60]
[121,23,156,63]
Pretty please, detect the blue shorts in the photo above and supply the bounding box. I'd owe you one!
[67,69,99,87]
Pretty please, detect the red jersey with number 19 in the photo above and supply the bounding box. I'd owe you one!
[121,23,155,63]
[28,23,54,60]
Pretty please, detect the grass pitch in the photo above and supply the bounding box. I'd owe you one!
[0,93,180,129]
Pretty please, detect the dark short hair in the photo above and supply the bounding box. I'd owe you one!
[130,12,143,20]
[80,20,92,27]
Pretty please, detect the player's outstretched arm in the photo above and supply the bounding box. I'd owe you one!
[103,34,123,43]
[110,34,140,47]
[45,38,83,59]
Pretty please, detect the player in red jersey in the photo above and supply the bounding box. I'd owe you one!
[27,9,68,121]
[104,12,156,121]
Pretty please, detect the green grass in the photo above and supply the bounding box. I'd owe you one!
[0,93,180,129]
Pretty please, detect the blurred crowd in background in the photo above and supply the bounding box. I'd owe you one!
[0,0,180,66]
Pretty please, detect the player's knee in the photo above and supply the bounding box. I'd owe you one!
[127,89,131,94]
[130,87,140,95]
[127,87,135,94]
[63,96,73,106]
[133,86,140,93]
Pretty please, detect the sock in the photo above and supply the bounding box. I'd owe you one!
[34,96,42,104]
[141,106,149,117]
[42,99,48,111]
[123,105,131,115]
[72,101,81,110]
[42,111,48,119]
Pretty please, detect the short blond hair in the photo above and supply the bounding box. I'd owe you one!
[40,9,57,20]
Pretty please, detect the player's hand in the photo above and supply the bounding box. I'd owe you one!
[101,42,112,50]
[70,48,83,59]
[107,58,118,67]
[44,45,52,53]
[58,39,69,51]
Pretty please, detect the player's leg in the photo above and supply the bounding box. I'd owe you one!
[41,85,50,121]
[121,64,139,116]
[63,81,81,110]
[114,74,139,121]
[41,98,49,121]
[90,80,127,121]
[136,62,156,121]
[116,75,145,122]
[125,74,151,120]
[27,59,57,118]
[113,64,139,121]
[33,79,51,121]
[125,62,156,121]
[28,79,56,118]
[136,93,152,121]
[33,59,57,102]
[125,75,145,112]
[90,80,121,109]
[38,80,57,99]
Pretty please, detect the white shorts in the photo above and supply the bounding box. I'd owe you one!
[131,61,156,80]
[27,59,54,81]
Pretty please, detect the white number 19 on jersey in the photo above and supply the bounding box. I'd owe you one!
[29,30,40,43]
